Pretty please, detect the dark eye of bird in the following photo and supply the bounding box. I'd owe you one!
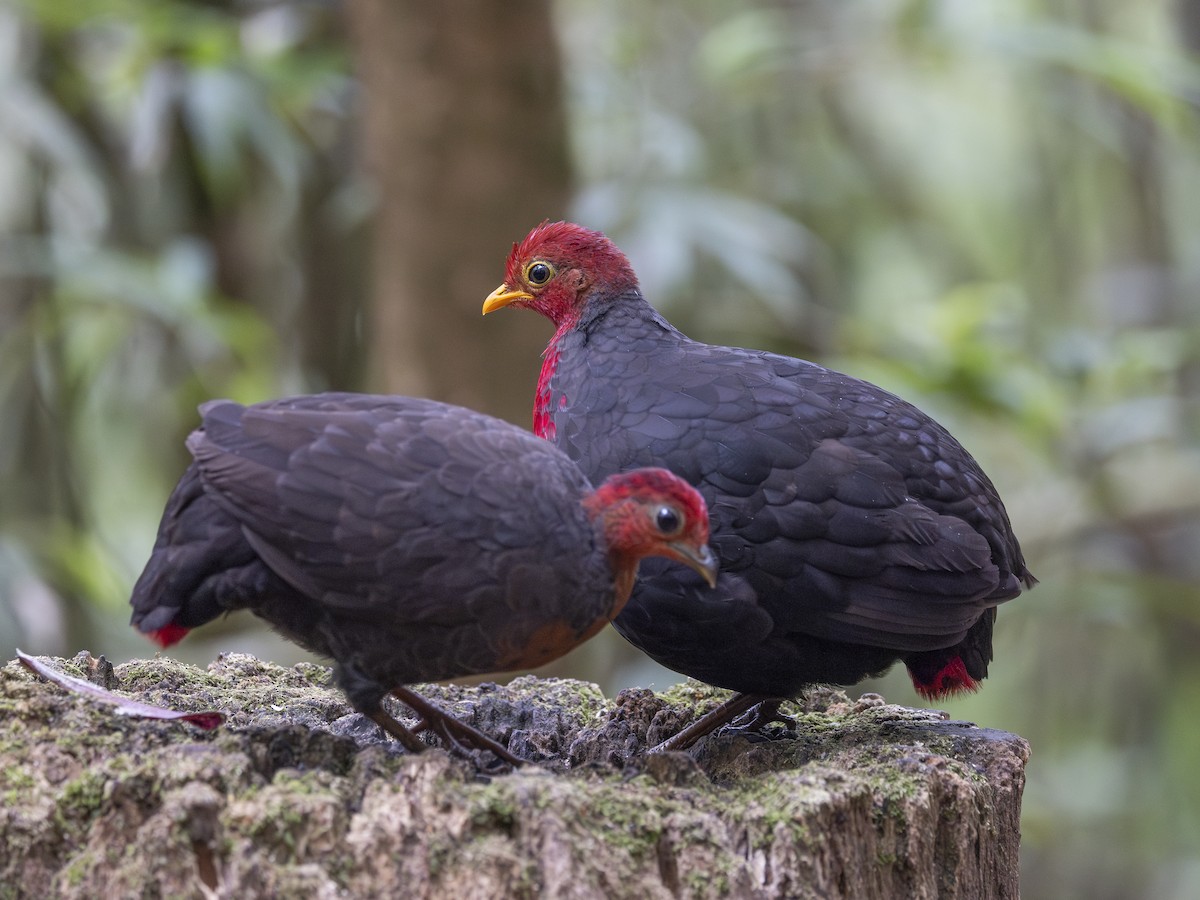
[527,262,552,285]
[655,506,681,535]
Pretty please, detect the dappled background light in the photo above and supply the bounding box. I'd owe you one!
[1,2,1198,897]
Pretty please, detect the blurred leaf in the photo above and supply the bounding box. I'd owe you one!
[987,23,1200,124]
[577,183,812,322]
[2,3,1200,896]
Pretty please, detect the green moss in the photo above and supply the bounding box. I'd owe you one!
[2,653,1028,896]
[426,834,453,878]
[0,767,34,792]
[61,731,129,760]
[115,656,226,692]
[247,809,301,860]
[581,785,664,858]
[468,790,520,832]
[59,854,89,888]
[656,679,730,713]
[293,661,334,687]
[721,777,821,850]
[686,864,734,896]
[271,768,327,794]
[54,770,108,834]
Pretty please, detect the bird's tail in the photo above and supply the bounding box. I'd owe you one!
[904,609,995,701]
[129,463,263,647]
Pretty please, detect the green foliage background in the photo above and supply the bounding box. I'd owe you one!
[1,2,1197,897]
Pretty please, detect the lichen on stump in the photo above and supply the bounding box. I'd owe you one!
[0,652,1028,898]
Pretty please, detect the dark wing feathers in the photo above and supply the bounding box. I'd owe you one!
[188,395,602,634]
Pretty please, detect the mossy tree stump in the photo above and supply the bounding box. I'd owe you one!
[0,653,1028,898]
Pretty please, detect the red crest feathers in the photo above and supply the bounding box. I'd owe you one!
[505,221,638,294]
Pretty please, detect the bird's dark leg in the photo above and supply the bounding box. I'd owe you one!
[650,692,769,753]
[391,686,523,768]
[337,663,518,765]
[337,663,432,754]
[365,708,430,755]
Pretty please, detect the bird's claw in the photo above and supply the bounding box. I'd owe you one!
[390,686,524,769]
[648,692,769,753]
[719,699,796,742]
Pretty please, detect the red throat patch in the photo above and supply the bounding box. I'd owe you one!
[147,623,190,648]
[533,346,561,440]
[911,656,980,701]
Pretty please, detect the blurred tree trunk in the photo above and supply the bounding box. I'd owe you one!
[1177,0,1200,403]
[295,151,371,391]
[344,0,571,425]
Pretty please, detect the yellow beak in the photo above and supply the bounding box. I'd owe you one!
[483,283,533,315]
[668,542,719,589]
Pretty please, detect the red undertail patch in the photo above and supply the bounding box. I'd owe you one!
[147,623,191,648]
[911,656,980,701]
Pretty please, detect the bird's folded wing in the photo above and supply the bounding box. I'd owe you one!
[188,396,590,625]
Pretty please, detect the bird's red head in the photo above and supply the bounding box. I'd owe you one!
[482,221,639,331]
[582,467,717,604]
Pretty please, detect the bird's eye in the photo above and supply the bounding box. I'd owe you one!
[525,261,554,286]
[654,506,682,535]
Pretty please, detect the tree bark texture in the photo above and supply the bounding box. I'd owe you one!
[344,0,571,425]
[1,653,1027,899]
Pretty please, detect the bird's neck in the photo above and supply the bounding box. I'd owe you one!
[609,560,638,610]
[582,492,643,616]
[533,291,668,441]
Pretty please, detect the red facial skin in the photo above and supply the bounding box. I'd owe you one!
[584,466,712,607]
[501,221,639,330]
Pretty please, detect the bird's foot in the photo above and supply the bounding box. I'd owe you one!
[718,698,796,743]
[649,692,769,753]
[391,686,523,769]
